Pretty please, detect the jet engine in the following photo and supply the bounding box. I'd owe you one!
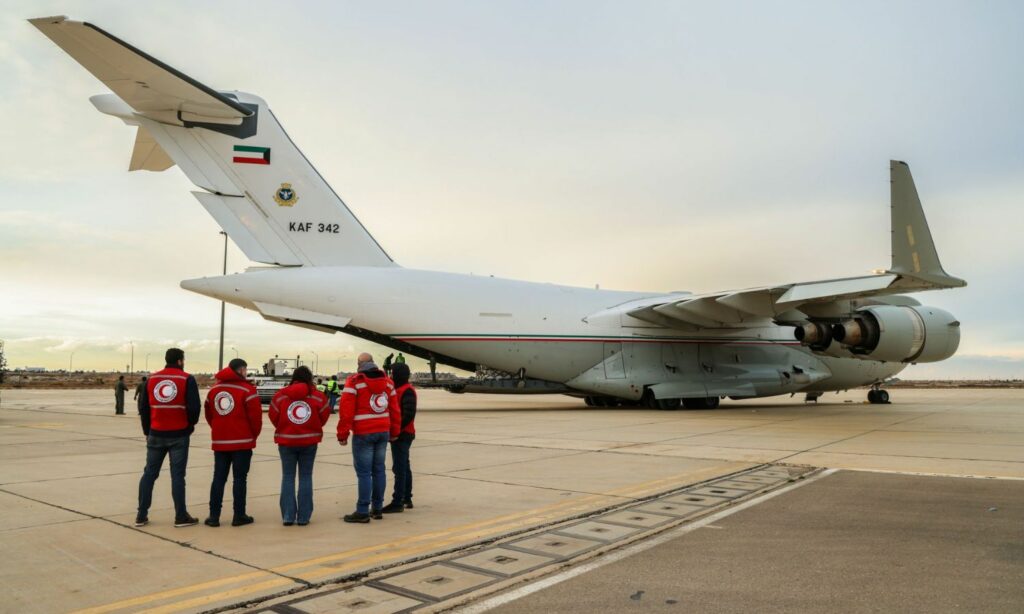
[830,305,960,363]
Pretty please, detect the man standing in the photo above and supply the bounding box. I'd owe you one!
[134,376,148,413]
[382,353,394,376]
[204,358,262,527]
[325,375,340,413]
[114,375,128,414]
[428,353,437,383]
[382,363,416,513]
[338,353,400,523]
[136,348,201,528]
[394,352,406,366]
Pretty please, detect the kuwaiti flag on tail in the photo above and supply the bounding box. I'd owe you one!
[232,145,271,165]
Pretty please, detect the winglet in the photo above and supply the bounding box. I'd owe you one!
[888,160,966,288]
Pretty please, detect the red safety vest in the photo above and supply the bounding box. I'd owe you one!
[148,367,190,432]
[395,382,416,435]
[205,367,263,451]
[337,371,400,440]
[269,382,330,446]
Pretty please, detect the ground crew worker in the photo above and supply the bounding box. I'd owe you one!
[114,375,128,414]
[269,366,329,526]
[316,378,327,394]
[338,353,400,523]
[395,352,406,365]
[382,363,416,513]
[428,353,437,383]
[134,376,148,413]
[203,358,262,528]
[382,353,394,375]
[325,375,340,413]
[136,348,201,528]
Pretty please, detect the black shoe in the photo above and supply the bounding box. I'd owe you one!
[174,514,199,528]
[231,515,254,527]
[404,500,414,510]
[343,512,370,523]
[283,521,294,526]
[297,520,309,526]
[381,502,405,514]
[371,509,383,520]
[204,517,220,527]
[134,515,149,527]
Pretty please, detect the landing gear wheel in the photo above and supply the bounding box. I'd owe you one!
[867,389,890,404]
[655,398,682,410]
[877,389,890,404]
[867,389,879,404]
[584,396,596,407]
[682,397,720,410]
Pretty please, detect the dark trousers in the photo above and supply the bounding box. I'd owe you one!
[390,435,414,505]
[115,395,125,414]
[138,435,190,518]
[208,449,253,519]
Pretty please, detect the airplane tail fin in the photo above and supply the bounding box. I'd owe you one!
[888,160,965,288]
[30,15,394,268]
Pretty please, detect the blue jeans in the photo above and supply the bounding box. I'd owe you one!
[390,435,414,505]
[209,449,252,519]
[327,393,338,413]
[138,435,190,518]
[352,432,388,514]
[279,444,317,523]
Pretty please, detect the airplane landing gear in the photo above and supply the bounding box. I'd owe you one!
[867,388,890,404]
[682,397,720,410]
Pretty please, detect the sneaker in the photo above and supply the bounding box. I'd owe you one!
[231,514,254,527]
[370,509,383,520]
[174,514,199,528]
[343,512,370,524]
[381,502,405,514]
[404,500,414,510]
[134,515,149,527]
[204,517,220,527]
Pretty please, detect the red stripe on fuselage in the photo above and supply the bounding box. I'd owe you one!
[232,157,270,164]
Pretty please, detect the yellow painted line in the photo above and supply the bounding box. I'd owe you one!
[70,571,270,614]
[80,469,744,613]
[138,578,295,614]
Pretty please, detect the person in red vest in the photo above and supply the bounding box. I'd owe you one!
[381,362,417,513]
[338,352,401,523]
[136,348,201,528]
[203,358,262,528]
[268,366,329,526]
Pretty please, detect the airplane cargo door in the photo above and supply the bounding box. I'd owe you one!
[603,342,625,379]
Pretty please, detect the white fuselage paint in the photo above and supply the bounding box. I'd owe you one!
[182,266,904,400]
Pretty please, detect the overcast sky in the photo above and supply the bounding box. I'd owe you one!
[2,1,1022,378]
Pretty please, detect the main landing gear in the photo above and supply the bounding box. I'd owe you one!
[867,387,890,404]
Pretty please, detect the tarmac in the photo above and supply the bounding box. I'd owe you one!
[0,388,1021,613]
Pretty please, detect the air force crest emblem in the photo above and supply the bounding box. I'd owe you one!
[274,182,299,207]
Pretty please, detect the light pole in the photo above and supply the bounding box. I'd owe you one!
[231,346,238,358]
[69,351,75,372]
[130,341,134,373]
[145,352,152,371]
[217,231,228,370]
[311,351,319,375]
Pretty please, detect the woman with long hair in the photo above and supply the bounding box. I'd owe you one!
[268,366,329,525]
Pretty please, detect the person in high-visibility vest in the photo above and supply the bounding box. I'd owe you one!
[325,375,341,413]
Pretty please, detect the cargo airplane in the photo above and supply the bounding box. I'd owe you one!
[32,16,966,408]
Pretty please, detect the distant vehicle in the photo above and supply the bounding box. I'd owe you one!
[250,357,303,405]
[34,16,966,409]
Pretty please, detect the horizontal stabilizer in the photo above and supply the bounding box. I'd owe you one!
[29,15,249,120]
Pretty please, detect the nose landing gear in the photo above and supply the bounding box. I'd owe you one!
[867,387,890,404]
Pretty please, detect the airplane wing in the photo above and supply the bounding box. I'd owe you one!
[29,15,251,121]
[615,161,966,329]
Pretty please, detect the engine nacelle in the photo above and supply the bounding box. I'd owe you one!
[831,305,960,363]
